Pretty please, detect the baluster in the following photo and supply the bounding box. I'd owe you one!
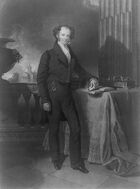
[28,93,36,127]
[22,85,31,127]
[17,93,26,126]
[33,93,42,127]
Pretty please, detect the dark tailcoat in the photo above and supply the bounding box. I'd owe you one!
[37,43,92,103]
[37,43,92,167]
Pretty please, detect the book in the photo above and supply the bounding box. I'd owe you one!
[88,86,115,95]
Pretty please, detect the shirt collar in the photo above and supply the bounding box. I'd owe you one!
[58,41,69,50]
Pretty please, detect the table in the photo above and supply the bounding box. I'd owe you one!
[73,88,140,175]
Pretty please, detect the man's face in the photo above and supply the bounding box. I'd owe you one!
[57,27,71,46]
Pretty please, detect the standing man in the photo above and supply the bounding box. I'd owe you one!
[37,25,95,173]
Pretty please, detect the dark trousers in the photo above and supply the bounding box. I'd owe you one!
[48,81,81,167]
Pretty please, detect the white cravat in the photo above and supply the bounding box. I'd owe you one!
[58,41,71,63]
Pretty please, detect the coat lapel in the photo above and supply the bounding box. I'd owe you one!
[53,43,68,66]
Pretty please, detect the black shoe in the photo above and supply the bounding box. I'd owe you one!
[72,164,89,174]
[53,160,61,170]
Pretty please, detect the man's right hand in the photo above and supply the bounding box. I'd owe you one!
[43,102,51,112]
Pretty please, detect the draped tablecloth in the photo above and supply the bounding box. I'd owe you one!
[73,88,140,175]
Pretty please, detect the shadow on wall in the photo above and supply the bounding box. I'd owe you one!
[98,36,132,81]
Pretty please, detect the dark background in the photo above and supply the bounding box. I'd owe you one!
[0,0,99,76]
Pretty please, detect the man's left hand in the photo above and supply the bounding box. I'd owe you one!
[88,78,99,91]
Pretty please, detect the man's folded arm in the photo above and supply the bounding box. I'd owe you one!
[74,59,99,88]
[75,62,92,80]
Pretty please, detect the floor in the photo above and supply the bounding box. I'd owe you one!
[0,143,140,189]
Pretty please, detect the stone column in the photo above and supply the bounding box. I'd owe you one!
[132,0,140,86]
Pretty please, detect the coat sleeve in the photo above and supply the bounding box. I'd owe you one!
[74,56,94,83]
[74,56,99,87]
[37,51,50,104]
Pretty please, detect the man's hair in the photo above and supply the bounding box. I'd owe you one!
[53,25,75,40]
